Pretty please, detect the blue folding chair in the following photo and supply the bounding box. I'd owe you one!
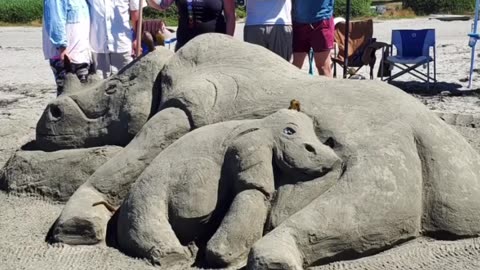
[164,36,177,50]
[381,29,436,89]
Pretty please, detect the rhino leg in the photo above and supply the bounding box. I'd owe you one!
[206,189,269,268]
[204,136,276,267]
[117,188,193,267]
[48,184,110,244]
[92,107,192,203]
[48,107,191,245]
[415,116,480,237]
[248,130,423,268]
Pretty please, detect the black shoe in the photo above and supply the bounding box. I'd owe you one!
[57,86,64,96]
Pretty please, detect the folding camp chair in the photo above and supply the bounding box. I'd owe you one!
[332,19,388,79]
[381,29,436,89]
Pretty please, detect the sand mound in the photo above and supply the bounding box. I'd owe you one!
[315,237,480,270]
[2,192,480,270]
[0,193,157,270]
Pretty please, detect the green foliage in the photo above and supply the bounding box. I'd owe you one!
[334,0,373,17]
[143,6,247,26]
[143,6,178,26]
[0,0,43,23]
[402,0,475,15]
[0,0,245,26]
[236,7,246,19]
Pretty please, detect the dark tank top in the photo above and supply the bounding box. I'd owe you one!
[175,0,226,50]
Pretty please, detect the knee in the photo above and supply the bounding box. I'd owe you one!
[317,63,332,77]
[247,230,303,270]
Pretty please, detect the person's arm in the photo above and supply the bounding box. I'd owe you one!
[223,0,236,36]
[146,0,175,11]
[130,0,145,37]
[44,0,68,59]
[130,0,147,55]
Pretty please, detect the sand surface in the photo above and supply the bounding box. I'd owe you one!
[0,193,157,270]
[2,19,480,269]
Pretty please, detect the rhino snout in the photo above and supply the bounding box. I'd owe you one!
[41,97,80,125]
[304,143,342,176]
[36,96,110,150]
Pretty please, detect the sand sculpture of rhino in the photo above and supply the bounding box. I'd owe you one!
[31,34,480,268]
[116,109,343,268]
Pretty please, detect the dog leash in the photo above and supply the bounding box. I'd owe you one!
[308,48,314,75]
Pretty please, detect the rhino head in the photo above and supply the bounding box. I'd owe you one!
[267,109,343,182]
[36,48,174,151]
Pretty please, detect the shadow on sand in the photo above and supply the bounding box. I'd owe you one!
[389,80,480,97]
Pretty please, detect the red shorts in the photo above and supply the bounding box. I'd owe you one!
[292,17,335,53]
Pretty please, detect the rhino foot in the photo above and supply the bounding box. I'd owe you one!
[148,245,195,268]
[48,185,112,245]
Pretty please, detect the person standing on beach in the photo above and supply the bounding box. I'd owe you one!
[87,0,146,78]
[43,0,92,95]
[243,0,292,61]
[146,0,236,51]
[292,0,335,77]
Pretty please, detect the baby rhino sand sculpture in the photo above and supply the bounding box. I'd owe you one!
[5,33,479,269]
[116,109,342,268]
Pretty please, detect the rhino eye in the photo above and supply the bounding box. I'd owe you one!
[283,127,296,135]
[105,82,117,94]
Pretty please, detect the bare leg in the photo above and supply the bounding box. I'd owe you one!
[205,189,269,267]
[292,52,307,69]
[314,50,332,77]
[48,107,191,245]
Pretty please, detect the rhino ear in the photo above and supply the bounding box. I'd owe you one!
[227,128,275,196]
[87,74,102,84]
[288,99,301,112]
[62,73,102,96]
[62,73,82,95]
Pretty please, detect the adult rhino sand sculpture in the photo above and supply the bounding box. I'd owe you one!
[35,34,480,269]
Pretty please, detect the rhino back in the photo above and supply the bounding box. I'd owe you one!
[158,34,437,142]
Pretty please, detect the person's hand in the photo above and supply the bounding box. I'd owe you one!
[132,39,142,57]
[58,47,68,60]
[131,39,135,57]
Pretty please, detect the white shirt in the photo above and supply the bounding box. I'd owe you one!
[43,21,92,64]
[88,0,145,53]
[245,0,292,26]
